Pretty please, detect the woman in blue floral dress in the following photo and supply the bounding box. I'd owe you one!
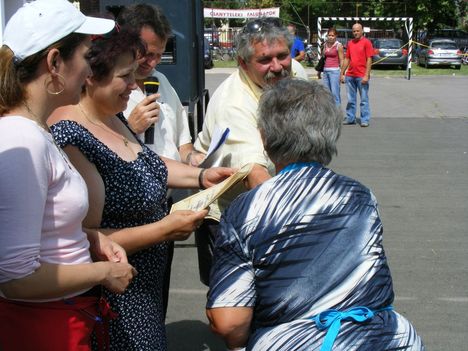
[50,27,231,351]
[206,79,425,351]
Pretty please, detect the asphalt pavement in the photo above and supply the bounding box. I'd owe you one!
[166,68,468,351]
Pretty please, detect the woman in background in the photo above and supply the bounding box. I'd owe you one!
[318,27,344,106]
[0,1,136,350]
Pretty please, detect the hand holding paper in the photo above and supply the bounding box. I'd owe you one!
[170,163,253,219]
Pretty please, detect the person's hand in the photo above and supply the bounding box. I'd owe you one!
[201,167,235,188]
[186,150,206,167]
[340,74,345,84]
[84,228,128,264]
[162,210,208,241]
[362,75,369,85]
[98,261,137,294]
[127,93,161,134]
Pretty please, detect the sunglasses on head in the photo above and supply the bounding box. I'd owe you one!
[243,17,283,34]
[91,23,120,42]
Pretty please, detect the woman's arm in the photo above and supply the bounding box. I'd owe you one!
[338,43,344,69]
[162,156,234,189]
[95,209,207,255]
[84,229,128,264]
[206,307,253,349]
[0,261,136,300]
[60,146,209,255]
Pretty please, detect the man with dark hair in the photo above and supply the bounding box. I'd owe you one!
[117,4,199,164]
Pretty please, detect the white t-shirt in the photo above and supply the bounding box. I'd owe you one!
[0,116,91,300]
[123,70,192,162]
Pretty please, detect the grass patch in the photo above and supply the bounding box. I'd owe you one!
[213,59,468,76]
[213,60,238,68]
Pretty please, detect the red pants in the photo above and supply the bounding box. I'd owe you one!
[0,296,106,351]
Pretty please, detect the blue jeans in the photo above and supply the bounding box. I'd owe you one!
[345,76,371,124]
[322,69,341,106]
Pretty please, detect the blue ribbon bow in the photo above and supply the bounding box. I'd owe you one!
[312,305,393,351]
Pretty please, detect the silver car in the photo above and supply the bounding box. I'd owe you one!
[417,39,462,69]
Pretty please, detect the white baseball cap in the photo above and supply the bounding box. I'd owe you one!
[3,0,115,62]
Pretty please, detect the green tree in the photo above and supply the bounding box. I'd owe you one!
[203,0,465,34]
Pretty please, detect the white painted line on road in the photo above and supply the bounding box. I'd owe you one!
[438,297,468,302]
[394,296,417,301]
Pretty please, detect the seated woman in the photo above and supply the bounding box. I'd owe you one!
[48,27,232,350]
[206,79,425,351]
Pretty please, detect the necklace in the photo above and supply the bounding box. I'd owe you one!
[22,102,72,169]
[78,103,129,147]
[23,102,49,131]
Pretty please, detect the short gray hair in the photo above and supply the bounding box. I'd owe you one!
[258,79,342,166]
[236,18,293,63]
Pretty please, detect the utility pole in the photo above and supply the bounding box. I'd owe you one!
[355,2,361,17]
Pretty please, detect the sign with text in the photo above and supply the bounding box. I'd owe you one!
[204,7,280,19]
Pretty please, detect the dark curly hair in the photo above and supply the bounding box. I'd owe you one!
[117,4,172,42]
[86,27,145,82]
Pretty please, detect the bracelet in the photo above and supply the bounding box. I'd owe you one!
[198,168,207,189]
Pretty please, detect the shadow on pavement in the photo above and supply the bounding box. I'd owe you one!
[167,320,225,351]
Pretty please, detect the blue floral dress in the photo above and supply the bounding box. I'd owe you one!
[52,114,169,350]
[207,163,425,351]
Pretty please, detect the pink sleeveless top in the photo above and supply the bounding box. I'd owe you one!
[324,42,340,69]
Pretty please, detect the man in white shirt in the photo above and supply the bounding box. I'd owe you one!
[118,4,197,164]
[193,18,307,285]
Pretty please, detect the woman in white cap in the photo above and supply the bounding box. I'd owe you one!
[0,1,136,350]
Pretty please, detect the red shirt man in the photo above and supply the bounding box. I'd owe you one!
[340,23,374,127]
[345,33,374,78]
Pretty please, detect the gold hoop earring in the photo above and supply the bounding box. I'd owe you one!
[44,73,66,95]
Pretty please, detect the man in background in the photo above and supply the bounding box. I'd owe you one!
[340,22,374,127]
[287,23,305,62]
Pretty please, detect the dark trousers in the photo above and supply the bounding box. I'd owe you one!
[194,219,219,286]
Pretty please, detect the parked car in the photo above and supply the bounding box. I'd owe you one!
[427,29,468,50]
[203,37,213,69]
[371,38,408,69]
[417,39,462,69]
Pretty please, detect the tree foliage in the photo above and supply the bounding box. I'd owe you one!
[203,0,467,33]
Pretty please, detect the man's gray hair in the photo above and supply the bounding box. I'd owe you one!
[235,19,293,63]
[258,79,342,166]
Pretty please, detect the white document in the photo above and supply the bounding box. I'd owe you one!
[198,126,230,168]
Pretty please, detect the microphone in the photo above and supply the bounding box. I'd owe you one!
[143,77,160,144]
